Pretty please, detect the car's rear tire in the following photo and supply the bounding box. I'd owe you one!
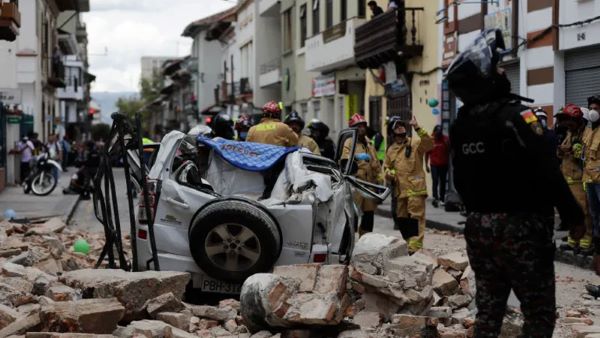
[189,200,281,283]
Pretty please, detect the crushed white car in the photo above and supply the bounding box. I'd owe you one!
[133,130,389,294]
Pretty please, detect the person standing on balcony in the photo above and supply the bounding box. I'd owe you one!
[368,1,384,17]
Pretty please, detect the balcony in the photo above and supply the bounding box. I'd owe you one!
[57,83,84,101]
[259,0,279,17]
[76,23,87,43]
[55,0,90,12]
[354,7,424,69]
[48,60,66,88]
[305,17,366,73]
[259,58,281,88]
[0,2,20,42]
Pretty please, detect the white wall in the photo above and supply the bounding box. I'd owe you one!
[254,1,281,105]
[559,0,600,50]
[195,30,226,110]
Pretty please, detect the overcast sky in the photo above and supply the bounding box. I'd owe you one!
[83,0,235,93]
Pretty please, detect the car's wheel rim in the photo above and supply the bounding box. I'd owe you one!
[204,223,261,272]
[32,173,54,194]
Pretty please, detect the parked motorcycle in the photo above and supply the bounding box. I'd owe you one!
[23,152,62,196]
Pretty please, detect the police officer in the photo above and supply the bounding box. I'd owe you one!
[308,119,336,160]
[584,95,600,275]
[446,29,584,337]
[384,116,433,253]
[247,101,298,147]
[284,112,321,155]
[341,114,382,236]
[556,104,593,255]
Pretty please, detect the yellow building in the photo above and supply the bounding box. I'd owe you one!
[359,0,442,141]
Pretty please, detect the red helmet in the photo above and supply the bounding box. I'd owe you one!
[262,101,281,118]
[559,103,583,119]
[235,114,252,131]
[349,114,367,128]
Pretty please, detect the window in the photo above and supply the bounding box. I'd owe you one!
[312,100,321,119]
[300,4,307,48]
[300,102,308,119]
[283,9,293,52]
[240,42,254,80]
[326,0,333,28]
[312,0,320,35]
[358,0,366,18]
[341,0,347,21]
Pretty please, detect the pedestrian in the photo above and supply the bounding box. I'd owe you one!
[368,1,384,17]
[584,95,600,275]
[45,133,62,181]
[425,125,450,208]
[284,111,320,155]
[341,114,382,236]
[447,29,583,337]
[247,101,298,199]
[16,135,34,183]
[308,119,335,160]
[555,104,593,255]
[60,136,71,172]
[384,116,433,252]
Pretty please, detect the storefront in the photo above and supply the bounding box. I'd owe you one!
[565,46,600,107]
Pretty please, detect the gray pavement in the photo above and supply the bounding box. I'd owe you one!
[0,170,79,221]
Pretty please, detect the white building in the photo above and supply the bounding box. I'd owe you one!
[141,56,174,81]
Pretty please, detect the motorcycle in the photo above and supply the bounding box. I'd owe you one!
[23,152,63,196]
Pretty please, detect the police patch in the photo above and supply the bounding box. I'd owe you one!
[531,121,544,136]
[520,110,543,136]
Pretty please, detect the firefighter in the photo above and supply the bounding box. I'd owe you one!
[341,114,382,236]
[247,101,298,199]
[308,119,335,160]
[284,111,320,155]
[557,104,593,255]
[247,101,298,147]
[384,115,433,253]
[584,95,600,275]
[234,113,253,141]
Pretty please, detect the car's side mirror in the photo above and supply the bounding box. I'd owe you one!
[335,129,358,176]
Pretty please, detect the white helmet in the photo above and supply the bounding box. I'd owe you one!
[581,107,591,121]
[188,125,213,137]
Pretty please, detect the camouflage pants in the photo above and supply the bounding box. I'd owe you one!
[465,213,556,338]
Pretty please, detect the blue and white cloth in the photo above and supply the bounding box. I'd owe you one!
[197,136,299,172]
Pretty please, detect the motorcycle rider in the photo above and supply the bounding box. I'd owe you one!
[341,114,382,236]
[284,111,320,155]
[447,28,583,336]
[384,116,433,253]
[556,104,593,255]
[307,119,335,160]
[211,113,235,140]
[235,114,253,141]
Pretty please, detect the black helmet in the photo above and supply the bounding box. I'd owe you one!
[307,119,330,134]
[284,111,305,129]
[445,29,510,105]
[211,113,235,140]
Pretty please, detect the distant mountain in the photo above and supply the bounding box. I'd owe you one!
[92,91,138,124]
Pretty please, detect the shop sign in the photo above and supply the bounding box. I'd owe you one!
[312,74,336,97]
[0,88,22,105]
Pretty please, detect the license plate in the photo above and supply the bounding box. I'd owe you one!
[200,275,242,294]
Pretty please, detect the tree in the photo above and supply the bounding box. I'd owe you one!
[116,95,144,118]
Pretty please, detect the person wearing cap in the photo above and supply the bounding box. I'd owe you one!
[556,104,593,256]
[584,95,600,275]
[247,101,298,147]
[341,113,382,236]
[284,112,320,155]
[384,115,433,253]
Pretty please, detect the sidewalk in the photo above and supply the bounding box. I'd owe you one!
[0,170,80,223]
[376,196,591,269]
[376,196,466,233]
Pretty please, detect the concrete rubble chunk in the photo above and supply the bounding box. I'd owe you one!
[155,312,192,331]
[282,293,342,325]
[0,282,35,307]
[40,298,124,334]
[459,266,476,298]
[219,299,241,311]
[0,312,41,337]
[144,292,184,318]
[0,303,20,329]
[563,317,594,325]
[188,305,237,322]
[438,326,468,338]
[337,330,368,338]
[113,319,197,338]
[273,264,319,293]
[448,294,472,309]
[26,334,115,338]
[25,218,66,236]
[45,285,78,302]
[351,233,408,273]
[384,255,433,289]
[351,310,382,329]
[313,265,348,296]
[389,314,438,337]
[60,269,190,321]
[432,269,459,296]
[250,330,273,338]
[450,308,471,325]
[240,274,299,330]
[438,252,469,271]
[571,325,600,338]
[428,306,452,319]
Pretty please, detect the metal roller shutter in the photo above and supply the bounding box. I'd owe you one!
[565,46,600,106]
[503,62,520,96]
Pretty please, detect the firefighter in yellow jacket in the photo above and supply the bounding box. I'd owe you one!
[247,101,298,147]
[341,114,382,236]
[584,96,600,275]
[384,116,433,253]
[557,104,593,255]
[284,111,321,155]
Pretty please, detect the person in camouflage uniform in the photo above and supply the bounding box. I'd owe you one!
[447,29,584,337]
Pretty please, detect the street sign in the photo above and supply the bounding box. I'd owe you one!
[6,114,21,124]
